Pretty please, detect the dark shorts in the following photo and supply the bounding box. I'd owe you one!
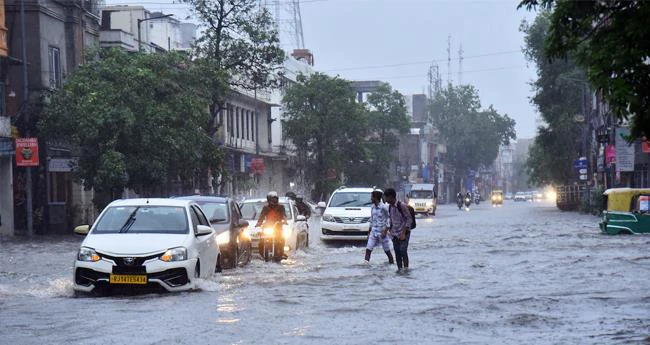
[392,230,410,253]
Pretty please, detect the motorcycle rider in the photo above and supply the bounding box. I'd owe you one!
[255,191,288,261]
[465,191,472,207]
[456,192,464,209]
[295,195,312,218]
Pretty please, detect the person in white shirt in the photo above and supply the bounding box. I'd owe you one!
[364,190,394,265]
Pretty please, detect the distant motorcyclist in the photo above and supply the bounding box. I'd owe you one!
[295,195,312,218]
[456,192,464,210]
[256,191,288,261]
[285,191,297,201]
[464,192,472,208]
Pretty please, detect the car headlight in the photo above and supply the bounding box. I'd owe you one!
[242,227,252,239]
[263,226,275,236]
[77,247,100,262]
[216,231,230,245]
[282,225,292,239]
[322,214,334,222]
[160,247,187,262]
[408,200,415,207]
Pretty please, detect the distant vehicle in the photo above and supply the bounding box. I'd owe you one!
[72,198,220,294]
[532,191,544,202]
[408,183,437,216]
[525,192,534,201]
[239,197,309,255]
[491,190,503,206]
[175,196,251,270]
[504,193,513,200]
[514,192,527,202]
[320,186,376,241]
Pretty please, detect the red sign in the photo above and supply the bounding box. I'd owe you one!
[643,137,650,153]
[605,144,616,164]
[15,138,39,166]
[250,158,265,176]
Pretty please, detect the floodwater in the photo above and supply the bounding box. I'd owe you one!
[1,201,649,344]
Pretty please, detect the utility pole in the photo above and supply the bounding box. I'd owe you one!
[20,0,33,237]
[458,43,464,86]
[447,35,452,86]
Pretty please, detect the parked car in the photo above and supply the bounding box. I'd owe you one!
[175,196,251,270]
[600,188,650,235]
[320,186,376,241]
[72,198,220,294]
[514,192,527,202]
[239,197,309,256]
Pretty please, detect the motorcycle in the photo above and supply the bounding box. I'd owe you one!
[457,196,464,210]
[474,193,481,205]
[259,222,285,262]
[464,196,472,211]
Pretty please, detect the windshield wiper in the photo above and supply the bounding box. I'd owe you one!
[119,207,139,233]
[334,200,360,207]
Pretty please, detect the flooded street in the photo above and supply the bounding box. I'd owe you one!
[1,202,649,344]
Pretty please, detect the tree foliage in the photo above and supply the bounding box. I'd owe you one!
[430,85,516,189]
[40,49,220,208]
[183,0,285,132]
[282,73,369,198]
[521,12,585,186]
[518,0,650,138]
[346,83,410,187]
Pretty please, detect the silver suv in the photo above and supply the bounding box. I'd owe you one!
[320,187,377,241]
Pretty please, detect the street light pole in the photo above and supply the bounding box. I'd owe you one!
[137,14,173,51]
[20,0,33,237]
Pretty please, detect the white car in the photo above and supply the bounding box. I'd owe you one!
[239,197,309,255]
[72,198,220,294]
[320,187,376,241]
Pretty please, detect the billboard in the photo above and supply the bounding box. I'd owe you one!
[15,138,39,167]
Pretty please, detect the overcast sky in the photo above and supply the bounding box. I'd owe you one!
[105,0,539,138]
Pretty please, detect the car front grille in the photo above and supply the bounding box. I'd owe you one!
[149,268,189,287]
[322,228,369,236]
[332,217,370,224]
[415,202,428,208]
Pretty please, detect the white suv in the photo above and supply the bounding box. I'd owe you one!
[320,187,377,241]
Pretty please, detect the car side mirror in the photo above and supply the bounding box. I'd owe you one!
[296,215,306,222]
[317,202,326,208]
[74,225,90,235]
[238,219,249,228]
[196,225,214,236]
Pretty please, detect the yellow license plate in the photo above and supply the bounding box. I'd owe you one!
[109,274,147,285]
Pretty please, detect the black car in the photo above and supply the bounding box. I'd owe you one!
[175,196,251,271]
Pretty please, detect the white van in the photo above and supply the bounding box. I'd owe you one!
[408,183,437,216]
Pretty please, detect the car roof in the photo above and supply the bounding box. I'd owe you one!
[107,198,194,207]
[333,187,376,193]
[174,195,230,203]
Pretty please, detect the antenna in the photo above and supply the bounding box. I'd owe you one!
[447,35,452,86]
[458,43,464,86]
[263,0,305,50]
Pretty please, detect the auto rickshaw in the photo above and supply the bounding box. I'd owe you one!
[600,188,650,235]
[491,190,503,206]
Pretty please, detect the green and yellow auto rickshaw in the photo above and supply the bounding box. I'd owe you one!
[491,190,503,206]
[600,188,650,235]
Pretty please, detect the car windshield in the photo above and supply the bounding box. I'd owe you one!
[410,191,433,199]
[328,192,372,207]
[240,202,289,220]
[195,202,229,223]
[93,206,188,234]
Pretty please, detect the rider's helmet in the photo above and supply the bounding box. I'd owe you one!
[295,194,304,203]
[285,191,297,201]
[267,191,279,205]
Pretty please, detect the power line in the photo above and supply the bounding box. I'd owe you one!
[324,50,521,72]
[348,65,528,81]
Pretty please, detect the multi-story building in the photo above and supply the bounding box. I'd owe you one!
[3,0,101,235]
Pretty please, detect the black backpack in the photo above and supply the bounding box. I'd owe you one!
[395,201,416,230]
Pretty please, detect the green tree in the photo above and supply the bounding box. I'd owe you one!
[40,49,220,209]
[521,12,585,186]
[430,85,516,190]
[183,0,285,136]
[518,0,650,138]
[282,73,368,199]
[346,83,410,187]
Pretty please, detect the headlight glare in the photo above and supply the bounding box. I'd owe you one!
[216,231,230,245]
[263,227,275,236]
[78,247,100,262]
[160,247,187,262]
[282,225,292,239]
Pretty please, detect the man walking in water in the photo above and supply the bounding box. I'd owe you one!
[364,190,394,265]
[383,188,413,272]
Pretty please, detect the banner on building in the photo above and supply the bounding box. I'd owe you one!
[15,138,39,166]
[643,137,650,153]
[605,144,616,165]
[615,127,634,172]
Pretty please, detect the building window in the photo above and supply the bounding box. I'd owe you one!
[48,46,62,88]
